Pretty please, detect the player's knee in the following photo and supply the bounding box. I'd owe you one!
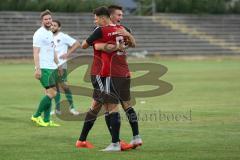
[121,101,131,110]
[90,100,102,112]
[52,90,57,97]
[46,92,56,99]
[108,104,119,113]
[46,88,57,99]
[103,104,109,112]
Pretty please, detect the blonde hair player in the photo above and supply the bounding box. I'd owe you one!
[31,10,60,127]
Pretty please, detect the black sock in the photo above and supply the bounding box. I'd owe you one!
[105,112,112,136]
[109,112,121,143]
[125,107,139,136]
[79,109,98,141]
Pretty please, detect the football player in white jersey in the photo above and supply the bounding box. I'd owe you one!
[31,10,60,127]
[51,20,81,115]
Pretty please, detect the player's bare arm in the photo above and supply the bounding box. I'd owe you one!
[54,51,59,65]
[117,28,136,48]
[60,41,81,59]
[81,40,90,49]
[33,46,41,80]
[54,51,64,76]
[82,26,103,49]
[94,42,126,53]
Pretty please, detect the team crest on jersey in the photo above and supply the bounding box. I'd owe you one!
[57,39,61,43]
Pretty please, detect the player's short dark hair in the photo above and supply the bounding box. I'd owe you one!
[93,6,110,17]
[40,9,52,19]
[52,20,61,27]
[108,5,123,14]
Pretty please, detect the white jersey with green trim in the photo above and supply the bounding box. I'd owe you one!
[54,32,76,69]
[33,26,57,69]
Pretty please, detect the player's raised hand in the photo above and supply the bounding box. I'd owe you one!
[116,28,130,37]
[117,42,127,52]
[60,53,69,60]
[34,68,41,80]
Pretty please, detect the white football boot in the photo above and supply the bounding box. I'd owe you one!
[101,142,121,152]
[70,108,80,115]
[50,109,61,115]
[130,135,143,148]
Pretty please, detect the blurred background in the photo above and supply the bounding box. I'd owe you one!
[0,0,240,58]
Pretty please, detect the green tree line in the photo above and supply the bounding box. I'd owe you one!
[137,0,240,14]
[0,0,112,12]
[1,0,240,14]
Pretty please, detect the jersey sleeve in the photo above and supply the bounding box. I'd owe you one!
[86,27,102,46]
[33,32,42,47]
[123,25,132,33]
[64,34,77,47]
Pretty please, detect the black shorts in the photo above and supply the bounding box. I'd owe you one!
[104,76,131,104]
[91,75,105,104]
[91,75,131,104]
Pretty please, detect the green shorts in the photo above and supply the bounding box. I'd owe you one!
[40,69,58,89]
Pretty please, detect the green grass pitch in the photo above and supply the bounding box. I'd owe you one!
[0,57,239,160]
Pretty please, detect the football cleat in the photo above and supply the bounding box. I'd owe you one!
[70,108,80,115]
[120,140,133,151]
[50,111,55,115]
[76,140,94,149]
[130,135,143,149]
[101,142,121,152]
[46,121,60,127]
[50,109,61,115]
[31,115,48,127]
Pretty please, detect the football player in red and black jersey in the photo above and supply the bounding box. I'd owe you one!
[95,5,142,149]
[76,6,133,151]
